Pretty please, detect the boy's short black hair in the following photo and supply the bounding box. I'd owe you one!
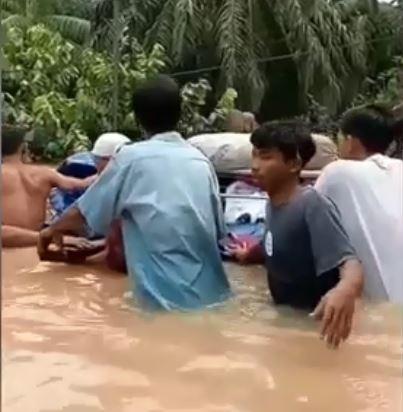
[1,125,27,156]
[250,120,316,167]
[132,75,181,134]
[341,105,395,153]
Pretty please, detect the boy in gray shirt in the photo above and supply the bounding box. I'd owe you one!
[231,120,363,348]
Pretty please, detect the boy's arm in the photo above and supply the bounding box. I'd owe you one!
[48,169,97,191]
[2,225,39,247]
[313,258,363,348]
[306,191,363,348]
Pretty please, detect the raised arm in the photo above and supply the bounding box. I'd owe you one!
[48,170,97,191]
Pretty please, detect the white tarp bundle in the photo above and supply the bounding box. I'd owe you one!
[188,133,252,172]
[188,132,338,172]
[307,134,338,170]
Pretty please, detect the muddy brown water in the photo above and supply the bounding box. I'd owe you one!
[2,248,402,412]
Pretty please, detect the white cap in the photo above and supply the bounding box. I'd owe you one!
[91,133,131,157]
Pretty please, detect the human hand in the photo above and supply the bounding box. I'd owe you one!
[83,174,98,187]
[312,287,356,349]
[37,227,63,258]
[64,236,105,250]
[227,241,250,264]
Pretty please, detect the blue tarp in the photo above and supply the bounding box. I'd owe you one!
[49,152,97,228]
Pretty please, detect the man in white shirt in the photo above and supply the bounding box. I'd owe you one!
[316,105,403,304]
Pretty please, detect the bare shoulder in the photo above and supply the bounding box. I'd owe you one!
[28,164,57,180]
[19,164,57,190]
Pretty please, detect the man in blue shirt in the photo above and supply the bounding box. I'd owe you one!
[38,76,231,310]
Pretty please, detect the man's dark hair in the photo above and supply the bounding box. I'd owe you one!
[250,120,316,167]
[1,125,26,156]
[132,75,181,134]
[341,105,396,154]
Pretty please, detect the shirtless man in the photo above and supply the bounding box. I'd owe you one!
[2,126,96,247]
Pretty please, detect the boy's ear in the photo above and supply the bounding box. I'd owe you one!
[288,158,303,174]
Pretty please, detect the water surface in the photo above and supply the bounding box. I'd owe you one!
[2,248,402,412]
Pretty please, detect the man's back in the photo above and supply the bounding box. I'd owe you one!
[78,132,231,310]
[316,155,403,303]
[2,163,52,230]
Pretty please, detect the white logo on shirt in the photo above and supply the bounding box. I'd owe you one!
[265,231,273,256]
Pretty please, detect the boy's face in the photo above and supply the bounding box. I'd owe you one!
[251,147,298,194]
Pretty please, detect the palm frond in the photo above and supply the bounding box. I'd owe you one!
[215,0,247,87]
[144,0,175,55]
[54,0,95,19]
[272,0,350,106]
[1,14,28,29]
[45,15,91,44]
[171,0,196,64]
[1,0,26,14]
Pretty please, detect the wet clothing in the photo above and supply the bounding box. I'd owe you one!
[264,186,356,310]
[105,220,126,273]
[77,132,231,311]
[316,155,403,304]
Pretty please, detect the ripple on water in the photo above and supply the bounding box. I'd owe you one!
[2,251,402,412]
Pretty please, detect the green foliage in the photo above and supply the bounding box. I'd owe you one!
[179,79,238,136]
[179,79,212,136]
[3,24,167,160]
[92,0,402,114]
[353,57,403,107]
[1,0,91,44]
[3,1,403,161]
[3,23,236,160]
[3,25,86,160]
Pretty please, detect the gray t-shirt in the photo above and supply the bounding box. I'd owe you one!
[264,186,356,310]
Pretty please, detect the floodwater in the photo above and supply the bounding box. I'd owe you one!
[2,248,402,412]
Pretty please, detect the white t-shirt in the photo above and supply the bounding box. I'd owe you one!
[315,155,403,304]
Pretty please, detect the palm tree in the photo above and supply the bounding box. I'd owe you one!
[91,0,378,114]
[1,0,92,44]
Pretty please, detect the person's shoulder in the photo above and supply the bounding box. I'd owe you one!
[321,159,360,177]
[12,163,54,180]
[30,166,64,188]
[31,164,58,177]
[112,141,149,162]
[299,186,335,211]
[298,185,321,200]
[319,159,365,188]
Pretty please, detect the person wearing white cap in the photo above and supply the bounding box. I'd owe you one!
[92,132,131,173]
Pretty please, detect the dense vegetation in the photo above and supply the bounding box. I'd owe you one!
[1,0,402,160]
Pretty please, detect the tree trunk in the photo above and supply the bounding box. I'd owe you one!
[112,0,120,130]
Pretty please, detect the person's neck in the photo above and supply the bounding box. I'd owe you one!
[350,150,378,161]
[268,178,300,207]
[2,154,23,164]
[146,130,175,138]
